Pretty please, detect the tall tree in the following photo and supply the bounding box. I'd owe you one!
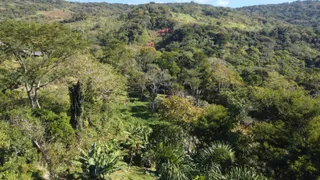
[146,64,171,112]
[69,81,83,130]
[0,20,84,108]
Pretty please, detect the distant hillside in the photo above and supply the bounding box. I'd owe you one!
[239,1,320,28]
[0,0,130,20]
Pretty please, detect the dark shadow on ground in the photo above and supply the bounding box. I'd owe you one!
[131,104,152,119]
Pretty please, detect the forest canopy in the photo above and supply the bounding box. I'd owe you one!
[0,0,320,179]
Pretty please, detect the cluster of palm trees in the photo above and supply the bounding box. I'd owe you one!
[78,141,266,179]
[155,142,266,180]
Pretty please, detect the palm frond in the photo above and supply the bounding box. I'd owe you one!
[227,166,268,180]
[198,141,235,170]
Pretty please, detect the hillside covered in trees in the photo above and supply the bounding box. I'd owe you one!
[0,0,320,179]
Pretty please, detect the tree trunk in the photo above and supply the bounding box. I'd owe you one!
[151,97,156,112]
[33,140,53,178]
[26,88,34,108]
[34,87,41,109]
[150,83,157,112]
[25,83,41,109]
[195,89,201,106]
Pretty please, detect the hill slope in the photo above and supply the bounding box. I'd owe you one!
[1,0,320,179]
[239,1,320,28]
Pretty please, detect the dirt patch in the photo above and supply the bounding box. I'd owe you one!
[42,10,71,19]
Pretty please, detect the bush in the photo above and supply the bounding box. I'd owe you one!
[31,109,75,143]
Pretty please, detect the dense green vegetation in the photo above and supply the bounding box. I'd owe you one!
[239,0,320,27]
[1,0,320,179]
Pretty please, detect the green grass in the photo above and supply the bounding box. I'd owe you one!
[171,13,199,25]
[129,99,152,120]
[110,165,156,180]
[118,97,159,122]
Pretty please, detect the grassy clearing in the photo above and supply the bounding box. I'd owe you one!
[225,22,248,30]
[171,13,199,25]
[119,97,158,122]
[40,10,71,19]
[110,165,156,180]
